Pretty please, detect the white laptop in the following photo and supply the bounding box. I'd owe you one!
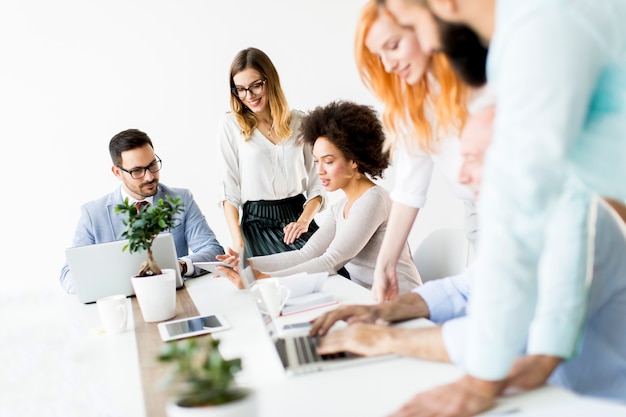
[239,252,398,376]
[66,232,184,304]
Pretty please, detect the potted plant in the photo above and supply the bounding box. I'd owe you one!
[115,195,184,276]
[115,195,184,322]
[158,337,256,417]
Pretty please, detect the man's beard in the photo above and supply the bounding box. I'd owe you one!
[434,15,488,87]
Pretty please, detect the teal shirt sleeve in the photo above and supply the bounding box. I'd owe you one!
[526,180,593,358]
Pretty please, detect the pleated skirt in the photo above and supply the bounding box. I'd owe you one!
[241,194,319,258]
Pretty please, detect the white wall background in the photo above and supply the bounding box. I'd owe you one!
[0,0,464,295]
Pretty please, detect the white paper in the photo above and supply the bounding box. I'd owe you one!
[282,291,337,315]
[274,271,328,298]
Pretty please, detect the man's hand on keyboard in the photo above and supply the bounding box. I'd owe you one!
[316,323,395,357]
[309,305,385,337]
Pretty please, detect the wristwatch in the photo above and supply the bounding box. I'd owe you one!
[178,260,188,276]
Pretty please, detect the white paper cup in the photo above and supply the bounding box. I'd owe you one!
[96,294,129,334]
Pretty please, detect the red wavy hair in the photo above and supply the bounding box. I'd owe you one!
[354,1,468,153]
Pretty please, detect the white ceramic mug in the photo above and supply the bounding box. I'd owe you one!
[96,294,128,334]
[131,268,176,322]
[251,278,291,318]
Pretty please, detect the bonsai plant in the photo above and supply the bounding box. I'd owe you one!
[158,337,255,416]
[114,195,184,277]
[115,195,184,322]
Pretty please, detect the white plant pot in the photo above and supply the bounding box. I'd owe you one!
[131,268,176,322]
[165,390,257,417]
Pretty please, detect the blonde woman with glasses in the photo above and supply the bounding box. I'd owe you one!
[217,47,326,258]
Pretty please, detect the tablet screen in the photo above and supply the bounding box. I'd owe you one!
[158,314,230,341]
[193,261,234,274]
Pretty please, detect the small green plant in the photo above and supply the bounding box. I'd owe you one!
[158,338,246,408]
[114,195,184,277]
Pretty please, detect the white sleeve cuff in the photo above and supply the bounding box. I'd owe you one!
[180,257,193,277]
[441,316,470,366]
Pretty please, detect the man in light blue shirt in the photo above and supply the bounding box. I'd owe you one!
[310,104,626,409]
[59,129,224,293]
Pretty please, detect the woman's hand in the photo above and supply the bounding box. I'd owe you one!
[214,255,270,289]
[249,259,271,280]
[216,247,240,268]
[216,265,245,289]
[372,262,399,302]
[283,220,309,244]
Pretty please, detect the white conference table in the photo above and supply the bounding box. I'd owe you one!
[13,274,626,417]
[185,275,626,417]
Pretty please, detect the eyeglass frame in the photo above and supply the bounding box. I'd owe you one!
[231,78,267,99]
[117,156,162,179]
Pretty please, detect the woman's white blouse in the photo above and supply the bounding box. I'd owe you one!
[391,134,478,243]
[390,134,474,208]
[217,110,325,209]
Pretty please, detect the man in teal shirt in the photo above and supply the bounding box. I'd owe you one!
[378,0,626,415]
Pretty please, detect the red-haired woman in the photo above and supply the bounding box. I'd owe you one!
[355,1,483,301]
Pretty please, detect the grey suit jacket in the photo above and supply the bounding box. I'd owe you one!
[60,183,224,293]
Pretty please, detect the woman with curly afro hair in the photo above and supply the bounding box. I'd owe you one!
[217,101,422,294]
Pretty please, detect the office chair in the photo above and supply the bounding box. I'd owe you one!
[412,228,470,283]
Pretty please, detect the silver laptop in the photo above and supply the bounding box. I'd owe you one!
[66,232,184,304]
[240,252,398,376]
[239,249,258,289]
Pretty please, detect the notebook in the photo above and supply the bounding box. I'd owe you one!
[240,253,398,376]
[66,232,184,304]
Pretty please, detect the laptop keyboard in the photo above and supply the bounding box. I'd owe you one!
[294,335,348,364]
[274,335,355,369]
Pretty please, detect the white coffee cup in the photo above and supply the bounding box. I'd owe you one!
[97,294,128,334]
[251,278,291,318]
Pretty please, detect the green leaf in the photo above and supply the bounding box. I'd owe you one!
[116,195,184,276]
[157,338,243,407]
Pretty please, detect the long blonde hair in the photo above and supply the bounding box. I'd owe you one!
[354,1,468,153]
[228,47,292,142]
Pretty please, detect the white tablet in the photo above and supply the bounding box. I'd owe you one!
[193,261,234,274]
[157,314,230,342]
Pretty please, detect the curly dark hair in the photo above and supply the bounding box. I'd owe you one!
[299,101,390,180]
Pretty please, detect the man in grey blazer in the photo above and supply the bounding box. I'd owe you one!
[60,128,224,293]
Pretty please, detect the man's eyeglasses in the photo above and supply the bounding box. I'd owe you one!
[231,79,267,99]
[118,156,162,179]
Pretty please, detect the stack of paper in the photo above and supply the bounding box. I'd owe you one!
[281,291,337,316]
[277,271,328,297]
[274,271,337,315]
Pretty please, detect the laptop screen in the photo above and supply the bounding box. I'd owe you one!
[66,232,183,303]
[238,250,258,289]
